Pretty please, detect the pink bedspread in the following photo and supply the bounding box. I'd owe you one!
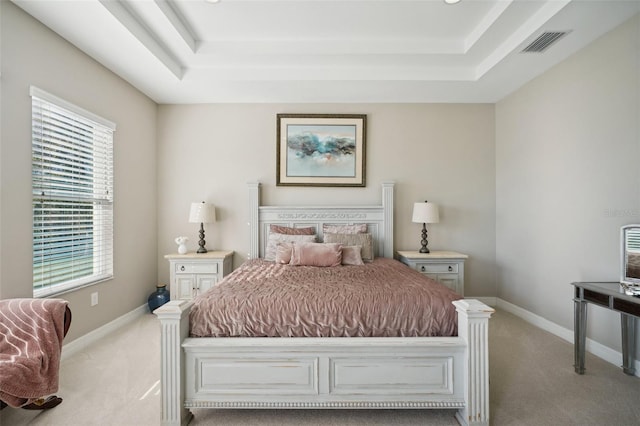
[190,258,462,338]
[0,298,68,407]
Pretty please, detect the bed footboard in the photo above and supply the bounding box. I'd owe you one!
[156,299,493,426]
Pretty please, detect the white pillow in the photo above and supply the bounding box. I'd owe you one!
[322,224,367,234]
[265,233,316,261]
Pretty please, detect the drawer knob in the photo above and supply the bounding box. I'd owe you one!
[448,266,453,272]
[180,266,185,272]
[421,266,426,272]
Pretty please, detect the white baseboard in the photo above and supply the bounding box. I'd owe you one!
[473,296,497,307]
[61,304,149,360]
[495,297,640,378]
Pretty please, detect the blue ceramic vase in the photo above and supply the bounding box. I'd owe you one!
[148,284,170,312]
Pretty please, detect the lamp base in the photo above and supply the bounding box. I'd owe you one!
[197,223,208,254]
[419,223,430,254]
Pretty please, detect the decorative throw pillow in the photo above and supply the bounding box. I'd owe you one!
[341,245,364,266]
[265,233,316,261]
[274,243,293,264]
[323,233,373,261]
[322,224,367,234]
[289,242,342,267]
[269,224,316,235]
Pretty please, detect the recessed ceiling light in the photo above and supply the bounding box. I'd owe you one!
[444,0,461,4]
[204,0,220,3]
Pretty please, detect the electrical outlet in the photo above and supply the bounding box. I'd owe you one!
[91,292,98,306]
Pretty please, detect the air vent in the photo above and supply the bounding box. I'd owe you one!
[521,31,570,53]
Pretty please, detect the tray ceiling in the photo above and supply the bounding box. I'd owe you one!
[12,0,640,103]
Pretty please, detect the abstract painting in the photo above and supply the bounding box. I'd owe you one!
[276,114,366,186]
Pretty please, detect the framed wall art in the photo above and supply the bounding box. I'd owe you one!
[276,114,366,187]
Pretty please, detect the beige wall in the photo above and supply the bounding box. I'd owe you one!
[0,3,158,342]
[496,15,640,351]
[156,104,496,296]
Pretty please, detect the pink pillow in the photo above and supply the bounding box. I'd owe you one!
[341,245,364,265]
[275,243,293,264]
[269,224,315,235]
[289,242,342,267]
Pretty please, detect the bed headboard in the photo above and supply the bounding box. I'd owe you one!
[248,182,394,259]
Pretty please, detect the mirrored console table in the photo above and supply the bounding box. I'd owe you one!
[572,282,639,376]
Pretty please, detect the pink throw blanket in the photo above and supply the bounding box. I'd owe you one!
[0,298,68,407]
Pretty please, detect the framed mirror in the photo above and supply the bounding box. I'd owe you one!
[621,224,640,294]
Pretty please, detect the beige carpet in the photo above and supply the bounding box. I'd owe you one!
[1,309,639,426]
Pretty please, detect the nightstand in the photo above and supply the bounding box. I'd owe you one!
[165,251,233,300]
[396,250,468,296]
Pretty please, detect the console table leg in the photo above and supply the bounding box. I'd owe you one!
[621,313,637,376]
[574,299,587,374]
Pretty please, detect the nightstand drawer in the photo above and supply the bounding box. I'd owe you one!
[175,263,218,274]
[414,263,458,274]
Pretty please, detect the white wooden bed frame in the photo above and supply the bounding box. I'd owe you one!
[156,182,494,426]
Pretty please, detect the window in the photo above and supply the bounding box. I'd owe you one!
[31,87,115,297]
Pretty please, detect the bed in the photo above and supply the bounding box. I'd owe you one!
[155,182,493,426]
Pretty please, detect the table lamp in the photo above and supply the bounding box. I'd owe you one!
[189,201,216,253]
[412,201,439,253]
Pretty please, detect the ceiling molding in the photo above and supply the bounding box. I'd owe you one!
[197,38,465,56]
[154,0,198,53]
[463,0,513,53]
[99,0,184,79]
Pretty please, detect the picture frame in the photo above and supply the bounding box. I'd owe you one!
[276,114,366,187]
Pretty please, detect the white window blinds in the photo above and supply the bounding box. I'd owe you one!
[31,87,116,297]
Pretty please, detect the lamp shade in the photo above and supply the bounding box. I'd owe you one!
[189,201,216,224]
[412,202,439,224]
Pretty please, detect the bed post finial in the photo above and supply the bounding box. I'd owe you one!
[382,181,394,258]
[248,182,260,259]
